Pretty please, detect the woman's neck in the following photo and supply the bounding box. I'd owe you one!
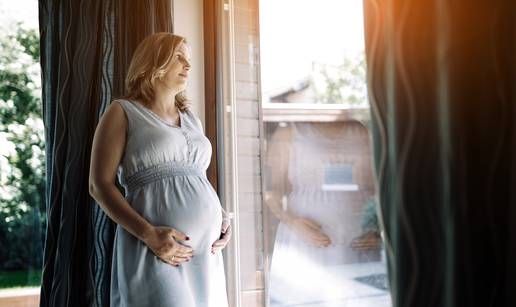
[152,83,180,114]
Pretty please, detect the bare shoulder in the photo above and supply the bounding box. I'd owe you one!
[93,100,128,146]
[104,100,127,120]
[90,100,128,184]
[98,100,127,130]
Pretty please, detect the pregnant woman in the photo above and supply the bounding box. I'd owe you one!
[89,33,232,306]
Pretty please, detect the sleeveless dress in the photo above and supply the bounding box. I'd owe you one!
[111,99,229,307]
[267,122,375,306]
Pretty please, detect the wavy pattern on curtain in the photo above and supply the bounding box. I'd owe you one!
[363,1,516,306]
[38,1,173,306]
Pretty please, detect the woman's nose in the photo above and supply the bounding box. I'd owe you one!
[184,61,191,71]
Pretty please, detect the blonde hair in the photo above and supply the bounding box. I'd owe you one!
[122,32,190,112]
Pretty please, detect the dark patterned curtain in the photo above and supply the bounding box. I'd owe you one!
[363,1,516,306]
[38,1,173,306]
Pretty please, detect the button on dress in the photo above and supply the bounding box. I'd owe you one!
[110,99,229,307]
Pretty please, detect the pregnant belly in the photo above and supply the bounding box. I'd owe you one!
[129,176,223,252]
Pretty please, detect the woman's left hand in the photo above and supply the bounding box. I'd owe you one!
[211,218,232,254]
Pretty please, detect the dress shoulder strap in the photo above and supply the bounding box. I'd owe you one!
[184,109,204,133]
[112,99,147,136]
[113,98,138,116]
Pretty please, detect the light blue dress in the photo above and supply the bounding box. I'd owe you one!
[111,99,229,307]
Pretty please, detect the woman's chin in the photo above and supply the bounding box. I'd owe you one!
[174,79,187,89]
[163,81,187,92]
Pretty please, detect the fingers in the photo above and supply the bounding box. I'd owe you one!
[149,227,197,267]
[211,240,226,254]
[155,241,194,258]
[171,254,192,264]
[310,230,331,242]
[175,243,194,254]
[313,237,332,247]
[173,249,194,259]
[169,228,190,241]
[307,232,332,247]
[296,226,331,247]
[157,246,194,266]
[168,229,194,253]
[159,253,193,267]
[212,239,227,247]
[305,236,329,247]
[304,219,322,230]
[153,238,194,265]
[159,227,194,253]
[157,225,234,260]
[212,227,232,253]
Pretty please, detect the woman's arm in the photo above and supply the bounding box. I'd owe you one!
[264,125,298,226]
[88,101,154,242]
[264,124,331,247]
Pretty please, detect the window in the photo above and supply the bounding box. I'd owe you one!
[0,1,44,305]
[259,1,392,306]
[322,163,358,191]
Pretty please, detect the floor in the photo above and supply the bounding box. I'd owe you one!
[269,261,392,307]
[0,287,39,307]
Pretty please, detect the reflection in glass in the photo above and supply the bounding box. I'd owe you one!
[264,119,391,307]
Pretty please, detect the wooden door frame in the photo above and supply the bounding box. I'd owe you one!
[203,3,242,307]
[203,0,219,191]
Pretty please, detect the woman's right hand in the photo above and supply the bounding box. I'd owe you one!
[142,226,194,266]
[287,216,332,247]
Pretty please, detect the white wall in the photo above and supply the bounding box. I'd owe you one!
[173,0,206,128]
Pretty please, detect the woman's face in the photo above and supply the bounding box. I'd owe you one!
[160,42,191,92]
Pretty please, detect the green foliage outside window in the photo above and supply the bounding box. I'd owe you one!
[313,52,368,105]
[0,22,45,280]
